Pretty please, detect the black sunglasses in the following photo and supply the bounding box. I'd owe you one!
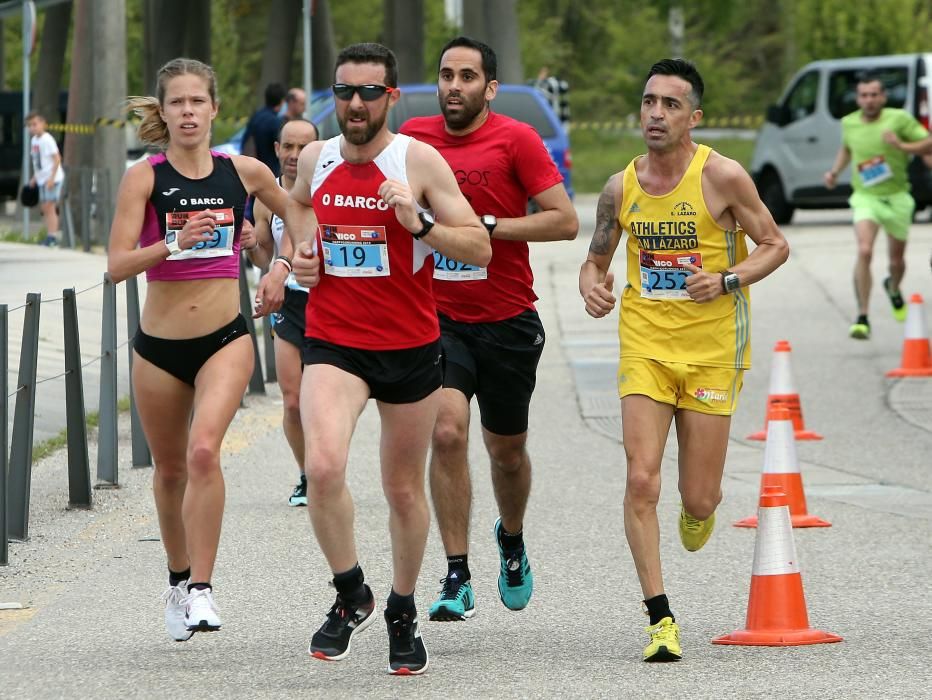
[332,84,396,101]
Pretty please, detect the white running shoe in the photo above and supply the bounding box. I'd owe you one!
[183,587,222,632]
[162,581,194,642]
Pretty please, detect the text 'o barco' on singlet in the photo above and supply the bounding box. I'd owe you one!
[307,133,438,351]
[141,151,248,282]
[618,144,750,369]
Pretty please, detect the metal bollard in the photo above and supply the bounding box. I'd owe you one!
[238,257,266,395]
[263,313,277,383]
[96,275,119,486]
[1,304,8,564]
[125,277,151,467]
[63,289,92,508]
[8,294,41,541]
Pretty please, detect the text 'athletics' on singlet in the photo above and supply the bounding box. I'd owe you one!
[306,134,438,350]
[141,151,248,282]
[618,144,750,369]
[400,112,563,323]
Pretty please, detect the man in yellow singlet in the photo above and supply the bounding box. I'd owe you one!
[578,59,789,662]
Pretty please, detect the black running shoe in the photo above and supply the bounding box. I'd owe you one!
[288,474,308,507]
[385,608,429,675]
[308,585,376,661]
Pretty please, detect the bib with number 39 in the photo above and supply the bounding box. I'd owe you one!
[320,223,390,277]
[857,156,893,188]
[432,252,488,281]
[639,250,702,300]
[165,208,236,259]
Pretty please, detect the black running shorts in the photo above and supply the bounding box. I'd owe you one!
[439,309,545,436]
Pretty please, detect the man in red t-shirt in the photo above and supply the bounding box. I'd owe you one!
[401,36,578,622]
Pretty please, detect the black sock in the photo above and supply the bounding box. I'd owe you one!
[333,564,367,604]
[386,588,415,614]
[187,581,211,593]
[498,525,524,552]
[644,594,674,625]
[446,554,470,581]
[168,567,191,587]
[857,314,869,326]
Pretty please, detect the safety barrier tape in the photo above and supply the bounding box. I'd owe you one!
[46,115,249,134]
[569,114,765,131]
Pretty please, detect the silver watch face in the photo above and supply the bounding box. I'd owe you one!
[482,215,496,227]
[165,231,176,244]
[724,273,740,292]
[421,212,435,225]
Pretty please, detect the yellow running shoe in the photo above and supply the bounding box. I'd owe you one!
[679,505,715,551]
[643,617,681,662]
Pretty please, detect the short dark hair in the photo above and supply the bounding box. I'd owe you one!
[25,111,46,122]
[335,43,398,87]
[277,117,318,142]
[265,82,286,107]
[647,58,704,108]
[856,71,886,91]
[437,36,497,82]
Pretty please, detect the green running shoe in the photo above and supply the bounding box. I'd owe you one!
[883,277,907,321]
[428,571,476,621]
[849,321,871,340]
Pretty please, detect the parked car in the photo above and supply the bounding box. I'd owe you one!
[215,84,573,198]
[750,53,932,224]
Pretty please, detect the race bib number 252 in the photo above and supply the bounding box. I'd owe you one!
[639,250,702,300]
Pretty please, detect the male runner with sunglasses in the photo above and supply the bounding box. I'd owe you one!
[400,36,577,622]
[287,43,490,676]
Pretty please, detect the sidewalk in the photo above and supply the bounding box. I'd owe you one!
[1,203,931,698]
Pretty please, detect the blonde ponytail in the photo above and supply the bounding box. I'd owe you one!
[126,96,168,147]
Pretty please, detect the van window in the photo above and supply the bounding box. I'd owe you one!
[783,71,819,122]
[828,67,909,119]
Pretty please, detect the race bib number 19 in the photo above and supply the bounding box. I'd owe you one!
[639,250,702,300]
[320,224,390,277]
[165,208,236,259]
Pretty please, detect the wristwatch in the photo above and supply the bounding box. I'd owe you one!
[165,231,182,255]
[412,211,435,240]
[720,270,740,294]
[481,214,497,238]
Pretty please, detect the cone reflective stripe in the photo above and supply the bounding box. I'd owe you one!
[748,340,822,440]
[886,294,932,377]
[713,487,842,646]
[735,409,830,528]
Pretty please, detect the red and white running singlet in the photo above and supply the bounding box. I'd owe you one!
[305,134,438,350]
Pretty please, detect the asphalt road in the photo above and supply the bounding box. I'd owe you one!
[1,199,931,698]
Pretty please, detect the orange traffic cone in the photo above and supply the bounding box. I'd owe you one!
[713,486,842,646]
[735,408,830,528]
[886,294,932,377]
[748,340,822,441]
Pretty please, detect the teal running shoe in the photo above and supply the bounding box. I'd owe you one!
[427,571,476,621]
[494,517,533,611]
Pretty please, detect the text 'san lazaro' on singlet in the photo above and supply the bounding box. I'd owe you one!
[307,134,438,350]
[618,144,750,369]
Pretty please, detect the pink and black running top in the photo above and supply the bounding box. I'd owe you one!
[141,151,249,282]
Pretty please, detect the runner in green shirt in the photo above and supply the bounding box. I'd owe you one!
[823,72,932,339]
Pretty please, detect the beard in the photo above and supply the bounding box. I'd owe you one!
[440,91,486,130]
[337,106,387,145]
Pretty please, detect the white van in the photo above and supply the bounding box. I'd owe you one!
[750,53,932,223]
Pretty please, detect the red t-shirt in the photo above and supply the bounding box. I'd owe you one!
[401,112,563,323]
[306,134,439,350]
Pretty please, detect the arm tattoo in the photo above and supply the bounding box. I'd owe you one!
[589,183,618,256]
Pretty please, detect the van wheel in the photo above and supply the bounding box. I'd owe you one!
[759,171,794,224]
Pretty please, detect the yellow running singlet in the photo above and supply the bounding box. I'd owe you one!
[618,145,750,369]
